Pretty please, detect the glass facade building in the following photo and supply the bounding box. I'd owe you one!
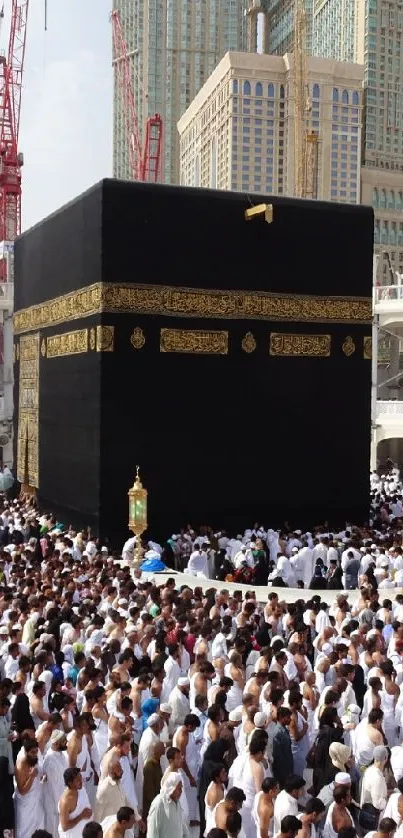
[113,0,248,184]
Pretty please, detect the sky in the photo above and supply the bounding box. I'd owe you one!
[11,0,113,231]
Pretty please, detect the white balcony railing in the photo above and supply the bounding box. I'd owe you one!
[374,284,403,304]
[376,400,403,419]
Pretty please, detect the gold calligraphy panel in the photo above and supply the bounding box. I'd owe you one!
[96,325,114,352]
[46,329,88,358]
[17,333,40,487]
[14,284,102,335]
[269,333,331,357]
[101,285,371,325]
[160,329,229,355]
[13,282,373,334]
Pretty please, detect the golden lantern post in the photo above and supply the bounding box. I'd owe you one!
[128,466,148,569]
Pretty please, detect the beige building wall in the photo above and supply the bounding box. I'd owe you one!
[178,51,363,203]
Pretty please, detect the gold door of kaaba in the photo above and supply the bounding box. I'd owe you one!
[16,333,40,490]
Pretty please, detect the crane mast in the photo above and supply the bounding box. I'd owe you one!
[0,0,28,248]
[111,9,163,183]
[0,0,29,461]
[293,0,318,199]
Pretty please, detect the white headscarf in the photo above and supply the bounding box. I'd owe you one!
[63,645,74,665]
[160,771,182,816]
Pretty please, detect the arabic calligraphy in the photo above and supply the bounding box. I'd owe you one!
[17,333,40,487]
[269,333,331,357]
[96,326,114,352]
[13,282,373,334]
[46,329,88,358]
[160,329,229,355]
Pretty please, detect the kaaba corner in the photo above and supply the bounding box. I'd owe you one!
[13,179,374,540]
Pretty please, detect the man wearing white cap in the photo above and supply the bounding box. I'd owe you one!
[169,678,190,731]
[159,703,173,737]
[225,705,242,752]
[43,729,69,837]
[317,772,352,817]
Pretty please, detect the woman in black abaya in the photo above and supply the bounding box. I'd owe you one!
[0,756,14,837]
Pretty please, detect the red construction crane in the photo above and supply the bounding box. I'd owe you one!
[0,1,29,371]
[0,0,29,249]
[111,9,163,183]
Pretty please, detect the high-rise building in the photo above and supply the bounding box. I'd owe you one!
[311,0,403,279]
[312,0,364,65]
[113,0,248,185]
[178,51,363,203]
[265,0,312,55]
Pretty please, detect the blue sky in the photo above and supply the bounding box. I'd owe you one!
[14,0,112,231]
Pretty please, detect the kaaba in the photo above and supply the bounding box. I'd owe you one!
[13,179,373,542]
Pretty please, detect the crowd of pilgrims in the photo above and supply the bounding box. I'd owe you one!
[0,467,403,838]
[145,470,403,590]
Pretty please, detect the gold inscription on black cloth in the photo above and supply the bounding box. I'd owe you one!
[101,284,372,325]
[269,333,331,357]
[96,325,114,352]
[13,282,373,334]
[14,284,102,334]
[160,329,229,355]
[342,336,356,357]
[130,327,146,350]
[17,333,40,488]
[47,329,88,358]
[242,332,257,353]
[363,336,372,359]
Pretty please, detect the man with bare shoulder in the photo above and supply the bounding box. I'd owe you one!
[297,800,326,838]
[14,737,44,838]
[215,788,246,830]
[103,806,135,838]
[58,766,92,838]
[254,777,279,838]
[67,714,92,775]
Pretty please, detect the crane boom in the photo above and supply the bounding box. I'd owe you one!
[7,0,28,146]
[0,0,28,243]
[111,9,162,183]
[111,8,142,180]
